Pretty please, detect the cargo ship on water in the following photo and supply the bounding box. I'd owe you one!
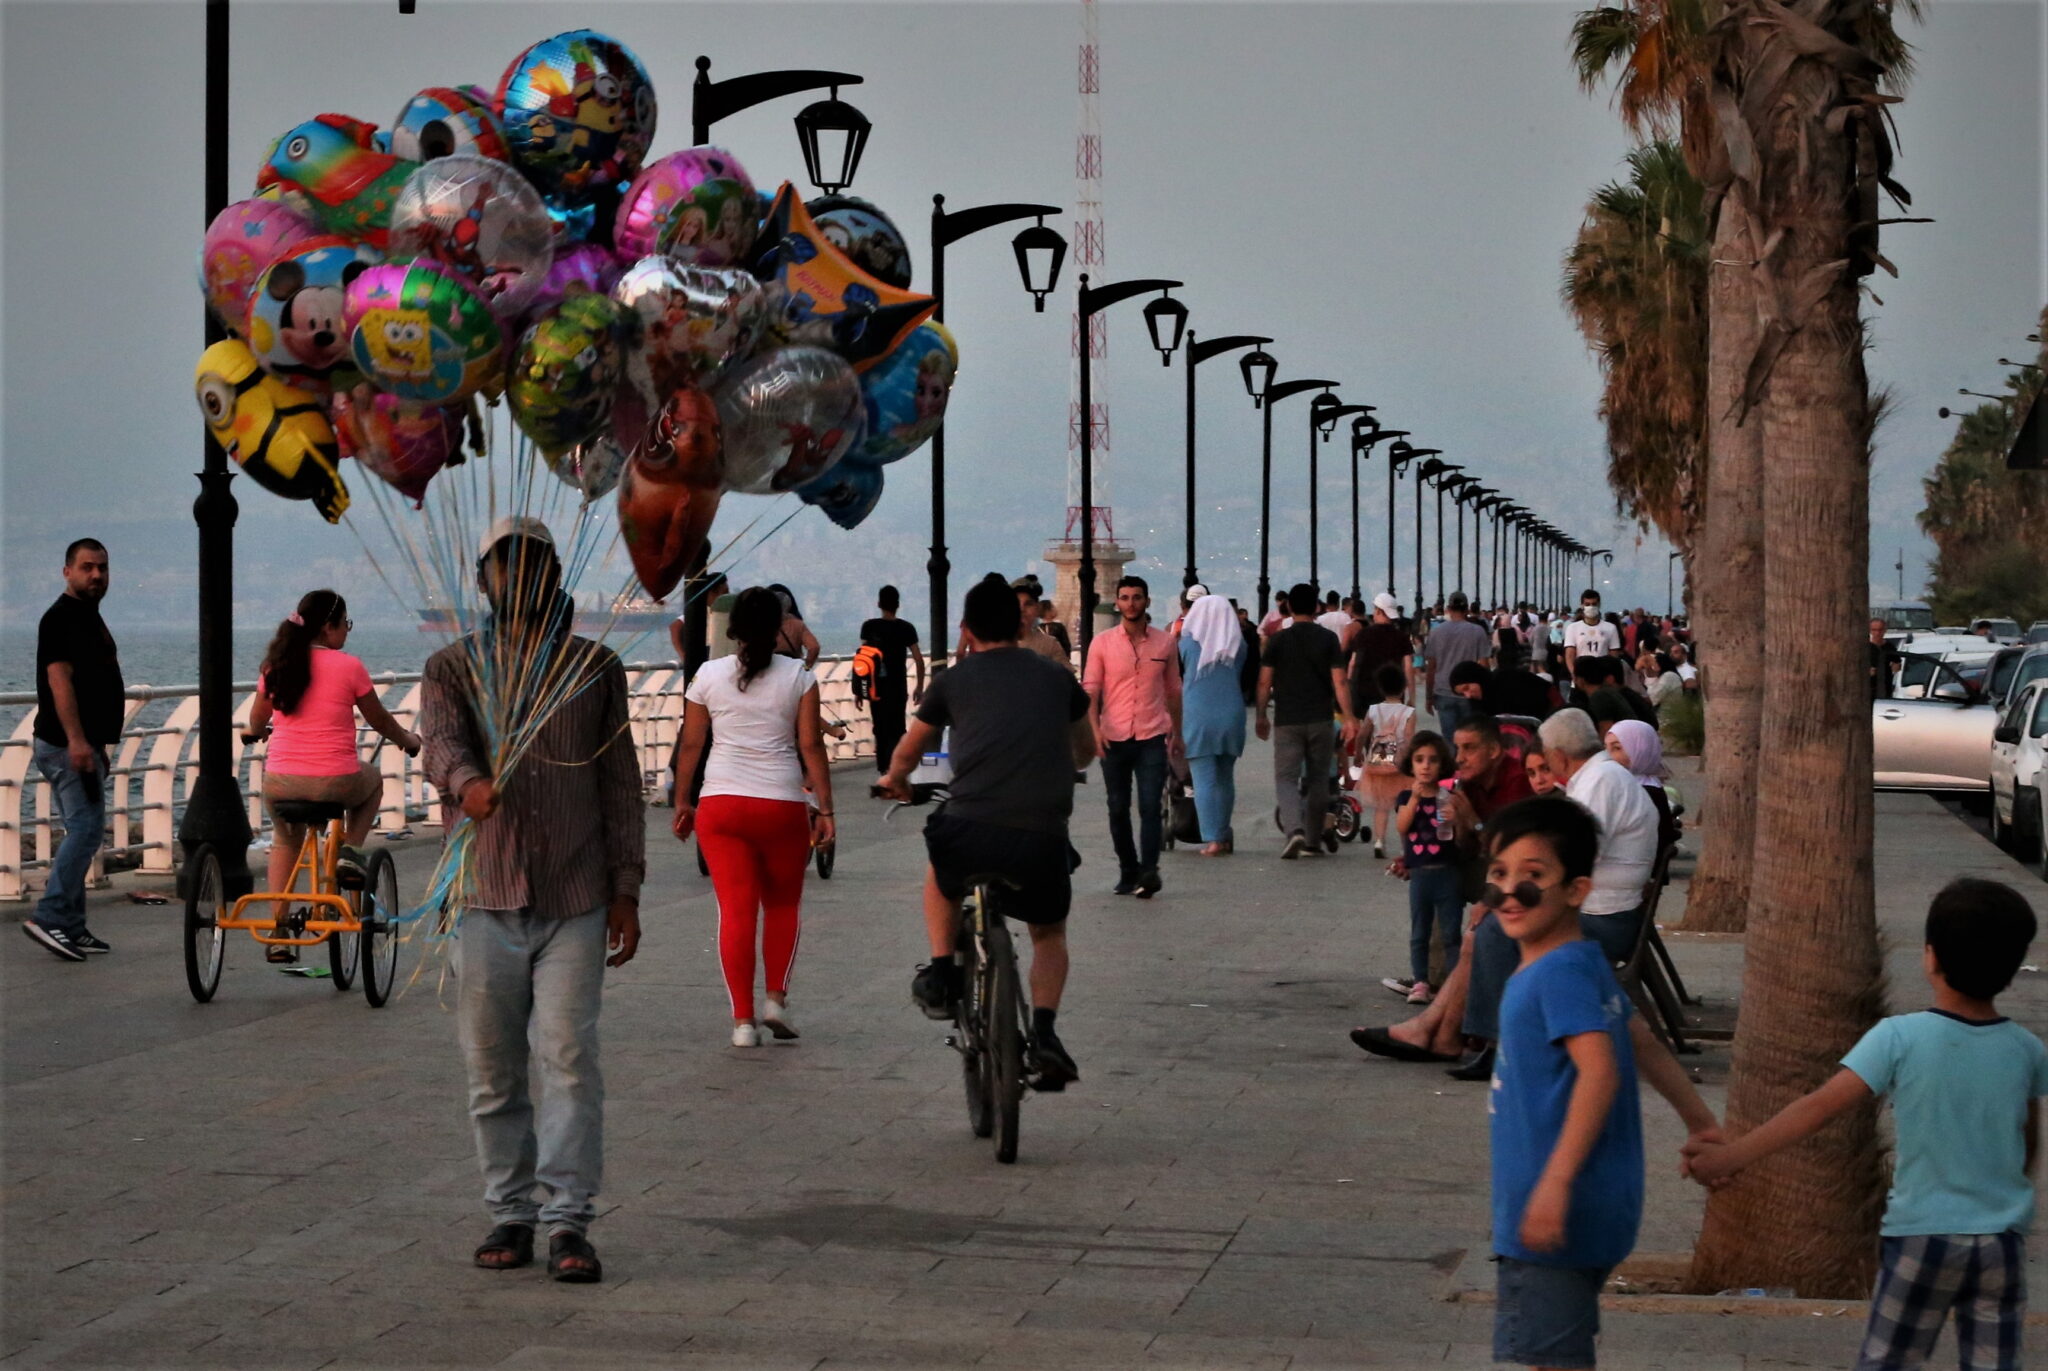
[416,597,675,638]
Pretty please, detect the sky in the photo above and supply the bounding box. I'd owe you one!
[2,0,2042,647]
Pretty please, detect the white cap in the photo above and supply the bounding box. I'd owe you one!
[478,515,555,561]
[1185,583,1209,600]
[1373,591,1400,616]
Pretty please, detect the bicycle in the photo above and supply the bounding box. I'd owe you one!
[183,799,401,1008]
[888,787,1035,1165]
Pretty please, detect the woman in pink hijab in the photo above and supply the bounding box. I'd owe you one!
[1605,719,1679,850]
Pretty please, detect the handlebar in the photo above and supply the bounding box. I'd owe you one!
[884,783,950,822]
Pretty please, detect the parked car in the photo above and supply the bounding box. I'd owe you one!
[1874,600,1936,643]
[2026,621,2048,646]
[1874,654,1995,794]
[1989,679,2048,877]
[1988,644,2048,713]
[1974,618,2025,646]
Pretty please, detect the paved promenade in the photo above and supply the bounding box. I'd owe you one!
[4,735,2045,1369]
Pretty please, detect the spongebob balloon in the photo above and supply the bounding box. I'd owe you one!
[256,115,417,248]
[344,261,503,405]
[195,340,350,522]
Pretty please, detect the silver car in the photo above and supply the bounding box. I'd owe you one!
[1874,654,1994,793]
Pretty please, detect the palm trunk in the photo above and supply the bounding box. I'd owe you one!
[1690,2,1886,1296]
[1679,205,1763,933]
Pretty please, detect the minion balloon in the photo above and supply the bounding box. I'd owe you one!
[195,340,350,522]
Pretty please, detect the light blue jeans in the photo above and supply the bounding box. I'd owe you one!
[1187,752,1237,844]
[455,906,608,1235]
[32,739,106,938]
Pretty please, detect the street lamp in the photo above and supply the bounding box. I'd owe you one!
[692,58,870,194]
[1351,424,1408,602]
[1182,331,1272,589]
[1404,450,1444,613]
[1440,474,1479,599]
[1420,460,1462,608]
[1386,440,1414,599]
[184,0,250,901]
[1076,273,1185,649]
[1143,292,1189,365]
[1310,402,1373,596]
[1239,349,1277,406]
[926,196,1065,664]
[1254,376,1337,613]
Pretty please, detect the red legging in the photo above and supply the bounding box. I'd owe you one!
[697,794,811,1021]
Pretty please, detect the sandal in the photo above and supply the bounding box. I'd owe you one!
[473,1222,534,1270]
[548,1230,602,1283]
[265,942,298,964]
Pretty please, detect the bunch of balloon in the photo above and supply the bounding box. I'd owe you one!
[192,27,960,604]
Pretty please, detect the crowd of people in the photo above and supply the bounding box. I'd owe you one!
[25,535,2048,1371]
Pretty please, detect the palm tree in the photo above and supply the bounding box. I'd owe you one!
[1561,140,1709,551]
[1571,1,1764,935]
[1919,352,2048,624]
[1686,0,1918,1298]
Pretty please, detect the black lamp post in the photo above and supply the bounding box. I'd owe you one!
[693,58,870,192]
[1419,460,1461,608]
[926,197,1064,664]
[1489,501,1520,608]
[181,0,251,902]
[1350,425,1408,601]
[1403,449,1443,613]
[1310,401,1373,597]
[1253,376,1336,613]
[1385,440,1413,599]
[1441,474,1478,599]
[1182,331,1271,589]
[1076,274,1185,651]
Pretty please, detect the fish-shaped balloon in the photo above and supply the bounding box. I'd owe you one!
[195,339,350,522]
[256,115,417,248]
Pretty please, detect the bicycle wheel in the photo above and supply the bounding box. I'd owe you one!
[360,850,401,1008]
[183,844,227,1003]
[814,840,835,880]
[1333,801,1361,843]
[328,892,360,991]
[959,897,994,1139]
[982,912,1025,1165]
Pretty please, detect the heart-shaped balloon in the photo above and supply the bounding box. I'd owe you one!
[617,455,721,600]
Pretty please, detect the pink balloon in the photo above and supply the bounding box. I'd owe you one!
[199,199,317,335]
[528,242,622,319]
[332,388,464,506]
[613,147,757,265]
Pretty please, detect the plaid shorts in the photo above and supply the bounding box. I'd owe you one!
[1857,1232,2026,1371]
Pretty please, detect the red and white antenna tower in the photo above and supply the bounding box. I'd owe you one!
[1065,0,1110,543]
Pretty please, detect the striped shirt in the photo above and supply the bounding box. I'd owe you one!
[421,634,645,917]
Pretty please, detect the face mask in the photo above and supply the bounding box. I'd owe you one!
[1582,607,1600,622]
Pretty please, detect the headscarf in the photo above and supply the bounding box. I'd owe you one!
[1608,718,1666,787]
[1181,593,1243,678]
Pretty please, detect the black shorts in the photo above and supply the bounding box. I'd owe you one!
[924,813,1077,925]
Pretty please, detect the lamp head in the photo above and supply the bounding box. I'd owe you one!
[1143,291,1188,366]
[1310,391,1342,437]
[1011,218,1067,313]
[1239,348,1276,407]
[795,86,871,195]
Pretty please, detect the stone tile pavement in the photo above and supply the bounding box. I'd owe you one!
[4,736,2044,1368]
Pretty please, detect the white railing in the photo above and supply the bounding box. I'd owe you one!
[0,653,875,902]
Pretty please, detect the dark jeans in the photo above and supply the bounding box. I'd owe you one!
[1464,905,1644,1042]
[32,740,107,938]
[1100,735,1168,881]
[870,688,908,774]
[1407,864,1464,986]
[1434,694,1472,740]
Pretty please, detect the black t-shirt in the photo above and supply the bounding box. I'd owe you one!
[1262,621,1342,727]
[860,616,920,694]
[1870,640,1899,699]
[35,594,124,748]
[915,646,1089,833]
[1485,666,1557,721]
[1348,620,1410,696]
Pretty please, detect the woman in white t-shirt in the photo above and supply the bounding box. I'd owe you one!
[670,587,834,1047]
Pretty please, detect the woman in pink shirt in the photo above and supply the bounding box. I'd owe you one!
[245,590,419,959]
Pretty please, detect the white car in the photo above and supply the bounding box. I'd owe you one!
[1989,678,2048,878]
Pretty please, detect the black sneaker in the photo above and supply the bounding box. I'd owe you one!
[1112,878,1138,896]
[1030,1032,1080,1092]
[336,846,369,890]
[1281,831,1309,860]
[911,962,958,1020]
[1134,869,1162,900]
[73,929,111,954]
[21,921,85,963]
[1322,826,1341,854]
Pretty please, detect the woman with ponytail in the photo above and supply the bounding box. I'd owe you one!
[669,586,834,1046]
[245,590,421,961]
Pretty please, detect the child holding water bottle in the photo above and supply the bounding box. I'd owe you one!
[1386,731,1470,1005]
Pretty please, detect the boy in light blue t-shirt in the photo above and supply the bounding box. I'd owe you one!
[1690,878,2048,1371]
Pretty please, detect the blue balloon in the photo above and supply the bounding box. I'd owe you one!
[853,322,958,466]
[795,459,884,531]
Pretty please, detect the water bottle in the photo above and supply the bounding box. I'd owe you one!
[1433,781,1455,843]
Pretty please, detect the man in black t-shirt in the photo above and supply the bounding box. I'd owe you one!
[882,574,1096,1089]
[1256,583,1358,860]
[24,539,123,962]
[859,585,925,779]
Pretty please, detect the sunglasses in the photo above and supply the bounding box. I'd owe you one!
[1480,879,1562,910]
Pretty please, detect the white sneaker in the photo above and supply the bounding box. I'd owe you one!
[761,1000,799,1040]
[1381,976,1416,997]
[731,1022,760,1048]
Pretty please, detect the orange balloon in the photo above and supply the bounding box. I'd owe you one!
[634,384,722,488]
[617,456,720,600]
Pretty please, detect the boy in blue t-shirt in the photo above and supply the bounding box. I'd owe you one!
[1483,796,1721,1369]
[1689,878,2047,1371]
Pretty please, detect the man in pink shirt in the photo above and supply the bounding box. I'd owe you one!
[1083,576,1183,898]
